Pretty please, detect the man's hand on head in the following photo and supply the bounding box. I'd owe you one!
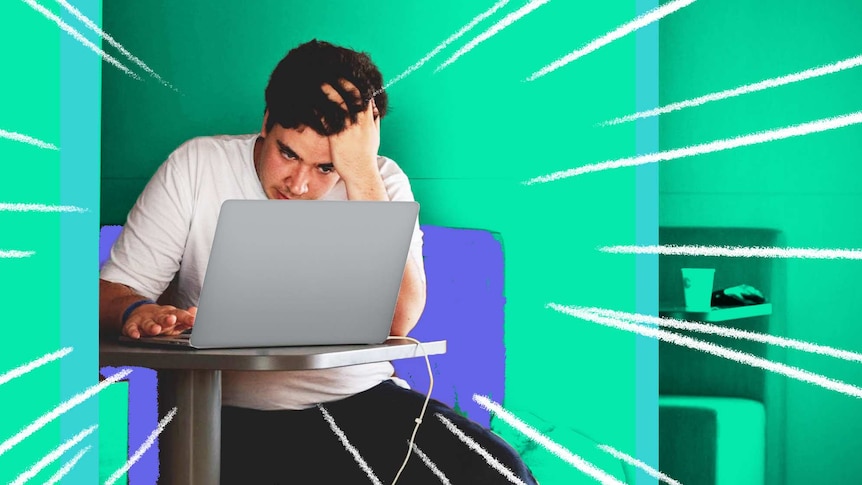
[321,80,381,184]
[122,304,197,339]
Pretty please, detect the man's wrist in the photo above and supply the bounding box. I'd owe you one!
[121,298,156,326]
[336,158,379,182]
[340,166,388,201]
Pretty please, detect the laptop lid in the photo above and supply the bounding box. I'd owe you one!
[188,199,419,349]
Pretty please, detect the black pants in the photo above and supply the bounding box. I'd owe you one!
[221,380,538,484]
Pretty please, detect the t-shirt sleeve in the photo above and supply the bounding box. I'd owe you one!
[380,158,426,283]
[100,143,195,300]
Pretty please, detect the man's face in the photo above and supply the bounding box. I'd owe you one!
[254,114,341,200]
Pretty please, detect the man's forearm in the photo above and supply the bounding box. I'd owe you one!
[389,255,427,336]
[342,170,388,201]
[341,168,426,334]
[99,278,151,335]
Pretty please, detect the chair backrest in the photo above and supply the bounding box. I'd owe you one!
[391,226,506,428]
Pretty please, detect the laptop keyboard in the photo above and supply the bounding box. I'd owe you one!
[149,329,192,339]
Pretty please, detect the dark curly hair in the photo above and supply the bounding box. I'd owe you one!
[264,39,389,136]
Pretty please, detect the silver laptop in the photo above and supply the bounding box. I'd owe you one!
[120,199,419,349]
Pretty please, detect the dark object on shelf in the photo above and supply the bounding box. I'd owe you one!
[711,284,765,307]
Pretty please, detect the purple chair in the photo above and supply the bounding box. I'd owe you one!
[391,226,506,428]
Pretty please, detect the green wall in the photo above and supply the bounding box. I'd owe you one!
[659,1,862,484]
[5,0,860,481]
[101,1,649,482]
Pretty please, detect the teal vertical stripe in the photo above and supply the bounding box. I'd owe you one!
[635,0,659,483]
[60,0,102,481]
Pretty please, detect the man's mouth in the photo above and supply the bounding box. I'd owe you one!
[276,190,291,200]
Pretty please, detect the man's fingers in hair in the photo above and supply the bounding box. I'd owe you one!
[337,78,362,100]
[322,80,367,114]
[365,96,379,124]
[321,83,348,111]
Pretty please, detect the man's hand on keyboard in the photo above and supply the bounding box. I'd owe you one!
[123,304,197,339]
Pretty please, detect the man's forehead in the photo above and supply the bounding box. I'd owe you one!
[275,127,330,162]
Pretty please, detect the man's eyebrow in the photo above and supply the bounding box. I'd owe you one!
[276,140,302,160]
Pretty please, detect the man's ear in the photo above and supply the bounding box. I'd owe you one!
[261,110,270,137]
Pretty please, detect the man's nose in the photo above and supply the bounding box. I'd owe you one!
[287,166,311,195]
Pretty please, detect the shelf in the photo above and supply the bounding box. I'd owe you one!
[659,303,773,323]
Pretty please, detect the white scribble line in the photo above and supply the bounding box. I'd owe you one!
[43,446,91,485]
[603,54,862,125]
[527,0,697,81]
[549,303,862,399]
[583,306,862,364]
[597,445,681,485]
[435,413,528,485]
[436,0,551,72]
[10,425,97,485]
[0,203,89,213]
[523,110,862,184]
[0,250,35,259]
[0,129,58,150]
[600,244,862,260]
[54,0,177,91]
[410,442,452,485]
[318,405,383,485]
[104,406,177,485]
[20,0,141,80]
[0,368,132,457]
[0,347,73,387]
[377,0,510,95]
[471,397,625,485]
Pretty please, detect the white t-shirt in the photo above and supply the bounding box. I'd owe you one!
[101,134,425,410]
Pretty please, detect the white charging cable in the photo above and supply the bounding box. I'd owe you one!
[386,335,433,485]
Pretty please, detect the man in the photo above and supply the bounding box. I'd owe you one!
[100,39,537,484]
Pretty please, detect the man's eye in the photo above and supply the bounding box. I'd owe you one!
[281,151,298,160]
[319,165,335,174]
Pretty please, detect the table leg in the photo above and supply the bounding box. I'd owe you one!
[157,369,222,485]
